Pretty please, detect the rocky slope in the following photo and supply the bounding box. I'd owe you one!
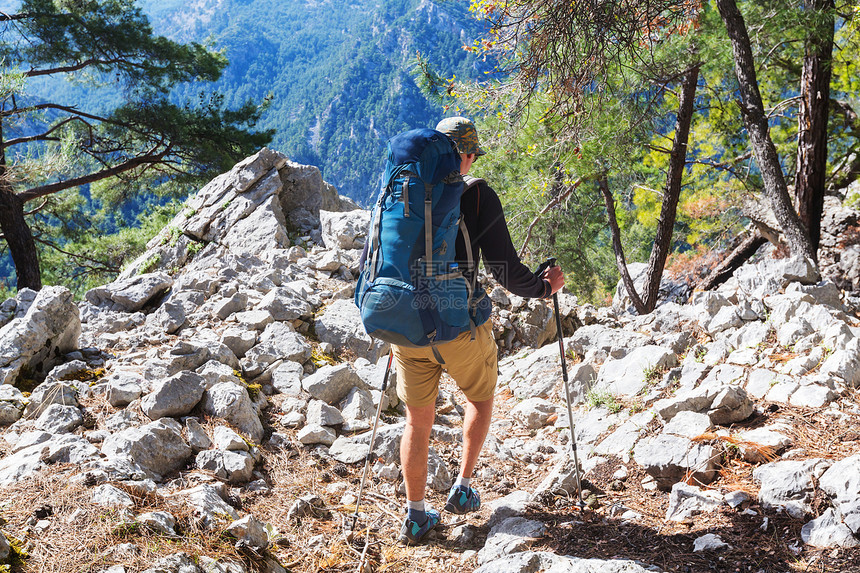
[0,150,859,573]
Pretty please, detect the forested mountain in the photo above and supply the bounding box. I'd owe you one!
[138,0,488,204]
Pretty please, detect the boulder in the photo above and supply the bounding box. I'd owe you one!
[105,372,144,408]
[510,398,560,429]
[801,509,860,548]
[297,424,336,446]
[633,434,720,489]
[0,434,99,486]
[753,458,832,518]
[0,384,27,425]
[477,517,547,566]
[319,209,369,250]
[0,286,80,386]
[568,324,651,359]
[302,363,368,405]
[255,287,311,322]
[85,273,172,312]
[473,553,663,573]
[34,404,83,434]
[140,371,206,420]
[818,454,860,535]
[306,399,344,427]
[200,382,264,444]
[137,511,177,536]
[212,426,248,451]
[226,515,269,551]
[101,418,193,481]
[23,380,78,419]
[176,483,239,529]
[313,299,388,362]
[665,483,725,522]
[195,450,255,483]
[594,345,677,397]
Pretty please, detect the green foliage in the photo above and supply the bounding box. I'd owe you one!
[38,198,182,296]
[0,0,273,291]
[186,240,204,257]
[421,0,860,307]
[586,389,622,414]
[138,253,161,275]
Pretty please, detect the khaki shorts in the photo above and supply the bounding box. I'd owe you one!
[392,320,498,407]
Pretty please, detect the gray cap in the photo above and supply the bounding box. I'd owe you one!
[435,116,486,156]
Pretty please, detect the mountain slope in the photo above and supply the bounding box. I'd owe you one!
[141,0,488,204]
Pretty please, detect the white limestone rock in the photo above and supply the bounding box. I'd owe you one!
[510,397,560,429]
[0,286,81,386]
[85,273,172,312]
[226,515,269,551]
[34,404,83,434]
[594,345,677,397]
[665,483,725,522]
[0,384,27,425]
[801,508,860,548]
[0,434,99,486]
[140,371,206,420]
[174,483,239,529]
[753,458,832,518]
[319,209,370,250]
[101,418,192,481]
[200,382,264,444]
[92,484,134,508]
[313,299,388,362]
[477,517,547,566]
[306,399,344,427]
[818,454,860,535]
[137,511,177,536]
[301,363,368,405]
[297,424,336,446]
[212,426,248,451]
[633,434,719,489]
[195,449,255,484]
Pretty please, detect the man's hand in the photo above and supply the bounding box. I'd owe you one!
[543,265,564,295]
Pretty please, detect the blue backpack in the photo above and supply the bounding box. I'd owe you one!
[355,128,490,352]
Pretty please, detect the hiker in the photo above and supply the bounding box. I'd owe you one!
[396,116,565,544]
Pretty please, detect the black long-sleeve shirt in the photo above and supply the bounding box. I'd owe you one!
[455,179,550,299]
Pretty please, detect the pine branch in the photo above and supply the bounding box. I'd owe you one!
[2,117,80,148]
[18,147,170,202]
[24,57,140,78]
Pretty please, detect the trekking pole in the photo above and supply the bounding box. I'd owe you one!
[546,258,586,509]
[349,350,394,533]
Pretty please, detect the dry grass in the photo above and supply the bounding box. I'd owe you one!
[0,465,264,573]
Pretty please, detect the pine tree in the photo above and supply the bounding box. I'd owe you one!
[0,0,273,291]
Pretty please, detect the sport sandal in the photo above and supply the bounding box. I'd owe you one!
[444,485,481,514]
[398,509,440,545]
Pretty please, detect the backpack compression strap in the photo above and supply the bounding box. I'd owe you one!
[460,176,486,341]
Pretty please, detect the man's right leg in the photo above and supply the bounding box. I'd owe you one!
[401,401,436,503]
[393,346,442,543]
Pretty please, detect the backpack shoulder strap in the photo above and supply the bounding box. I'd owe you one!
[463,175,485,191]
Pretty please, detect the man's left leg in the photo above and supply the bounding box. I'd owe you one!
[442,321,498,514]
[459,396,494,480]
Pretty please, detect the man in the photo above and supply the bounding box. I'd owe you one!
[396,117,564,544]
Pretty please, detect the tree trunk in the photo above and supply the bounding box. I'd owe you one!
[642,64,700,312]
[598,176,647,315]
[794,0,834,259]
[697,230,767,291]
[715,0,818,266]
[0,183,42,291]
[599,66,699,315]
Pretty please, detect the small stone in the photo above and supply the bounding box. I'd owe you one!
[693,533,731,552]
